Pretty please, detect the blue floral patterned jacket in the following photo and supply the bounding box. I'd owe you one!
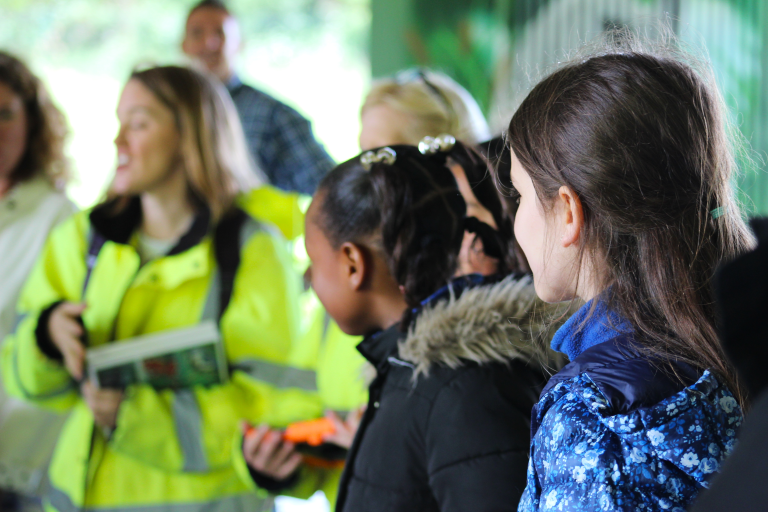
[518,300,742,512]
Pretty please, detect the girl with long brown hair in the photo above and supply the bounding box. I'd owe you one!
[507,31,753,511]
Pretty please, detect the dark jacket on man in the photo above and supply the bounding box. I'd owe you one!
[335,274,565,512]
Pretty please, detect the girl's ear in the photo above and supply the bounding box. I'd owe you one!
[557,185,584,248]
[340,242,369,291]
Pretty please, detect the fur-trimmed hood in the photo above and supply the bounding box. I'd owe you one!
[398,274,569,377]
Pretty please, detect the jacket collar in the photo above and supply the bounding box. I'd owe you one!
[550,295,633,361]
[539,333,700,412]
[356,324,404,373]
[1,177,55,217]
[226,74,244,94]
[542,334,637,399]
[89,196,211,256]
[399,273,567,378]
[416,273,491,311]
[355,275,492,373]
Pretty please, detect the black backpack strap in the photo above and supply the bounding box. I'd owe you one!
[211,208,267,322]
[212,209,248,321]
[77,229,108,348]
[83,230,108,300]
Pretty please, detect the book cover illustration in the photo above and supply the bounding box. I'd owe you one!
[86,322,228,390]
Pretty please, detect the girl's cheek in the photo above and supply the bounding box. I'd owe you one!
[516,202,546,282]
[514,204,534,261]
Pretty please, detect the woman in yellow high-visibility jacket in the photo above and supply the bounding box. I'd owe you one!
[1,65,324,512]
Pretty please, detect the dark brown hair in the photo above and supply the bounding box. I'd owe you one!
[0,51,70,187]
[478,135,530,273]
[507,32,754,404]
[316,145,466,312]
[188,0,230,18]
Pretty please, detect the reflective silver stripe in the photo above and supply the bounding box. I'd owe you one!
[321,312,332,345]
[12,341,74,401]
[49,485,78,512]
[172,216,267,473]
[12,313,28,334]
[199,269,220,323]
[172,389,208,473]
[48,484,274,512]
[387,356,415,369]
[220,216,319,392]
[239,216,264,250]
[232,359,318,392]
[200,214,261,323]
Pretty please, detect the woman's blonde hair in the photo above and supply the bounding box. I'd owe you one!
[115,65,260,221]
[362,69,491,145]
[0,51,70,188]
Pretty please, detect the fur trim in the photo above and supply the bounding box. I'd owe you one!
[398,275,570,378]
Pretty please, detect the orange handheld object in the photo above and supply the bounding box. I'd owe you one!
[282,418,336,446]
[244,426,279,442]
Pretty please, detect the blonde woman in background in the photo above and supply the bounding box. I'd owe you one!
[359,68,491,150]
[2,65,323,512]
[0,51,76,508]
[359,68,499,279]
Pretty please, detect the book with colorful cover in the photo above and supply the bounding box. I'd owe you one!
[85,322,228,389]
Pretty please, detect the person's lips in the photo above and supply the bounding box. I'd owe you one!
[117,153,130,171]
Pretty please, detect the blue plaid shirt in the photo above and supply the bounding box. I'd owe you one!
[227,76,335,195]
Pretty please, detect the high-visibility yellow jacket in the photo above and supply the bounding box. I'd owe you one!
[238,185,306,245]
[235,188,369,507]
[2,191,325,512]
[239,186,368,417]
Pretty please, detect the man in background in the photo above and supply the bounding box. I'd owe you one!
[182,0,334,195]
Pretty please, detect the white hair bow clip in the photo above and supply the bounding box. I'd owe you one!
[360,147,397,170]
[418,134,456,155]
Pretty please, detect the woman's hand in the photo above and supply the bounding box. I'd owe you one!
[48,302,87,379]
[458,233,499,277]
[323,406,365,449]
[81,381,123,430]
[242,423,303,481]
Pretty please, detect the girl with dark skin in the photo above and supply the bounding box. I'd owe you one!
[294,142,562,511]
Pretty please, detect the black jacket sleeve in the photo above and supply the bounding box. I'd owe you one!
[35,301,64,362]
[425,367,532,512]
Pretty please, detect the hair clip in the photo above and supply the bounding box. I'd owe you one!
[360,147,397,170]
[710,206,726,219]
[418,134,456,155]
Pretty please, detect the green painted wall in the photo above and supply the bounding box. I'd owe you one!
[371,0,768,215]
[371,0,415,77]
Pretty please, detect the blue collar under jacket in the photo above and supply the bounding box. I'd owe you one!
[549,296,632,361]
[518,300,743,512]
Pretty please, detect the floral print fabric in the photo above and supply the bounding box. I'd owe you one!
[518,370,742,512]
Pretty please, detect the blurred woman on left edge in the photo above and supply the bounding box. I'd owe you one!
[0,51,76,507]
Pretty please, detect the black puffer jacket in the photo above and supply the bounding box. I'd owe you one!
[335,274,566,512]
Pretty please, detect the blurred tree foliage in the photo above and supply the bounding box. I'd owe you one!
[384,0,767,213]
[405,0,763,114]
[0,0,370,207]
